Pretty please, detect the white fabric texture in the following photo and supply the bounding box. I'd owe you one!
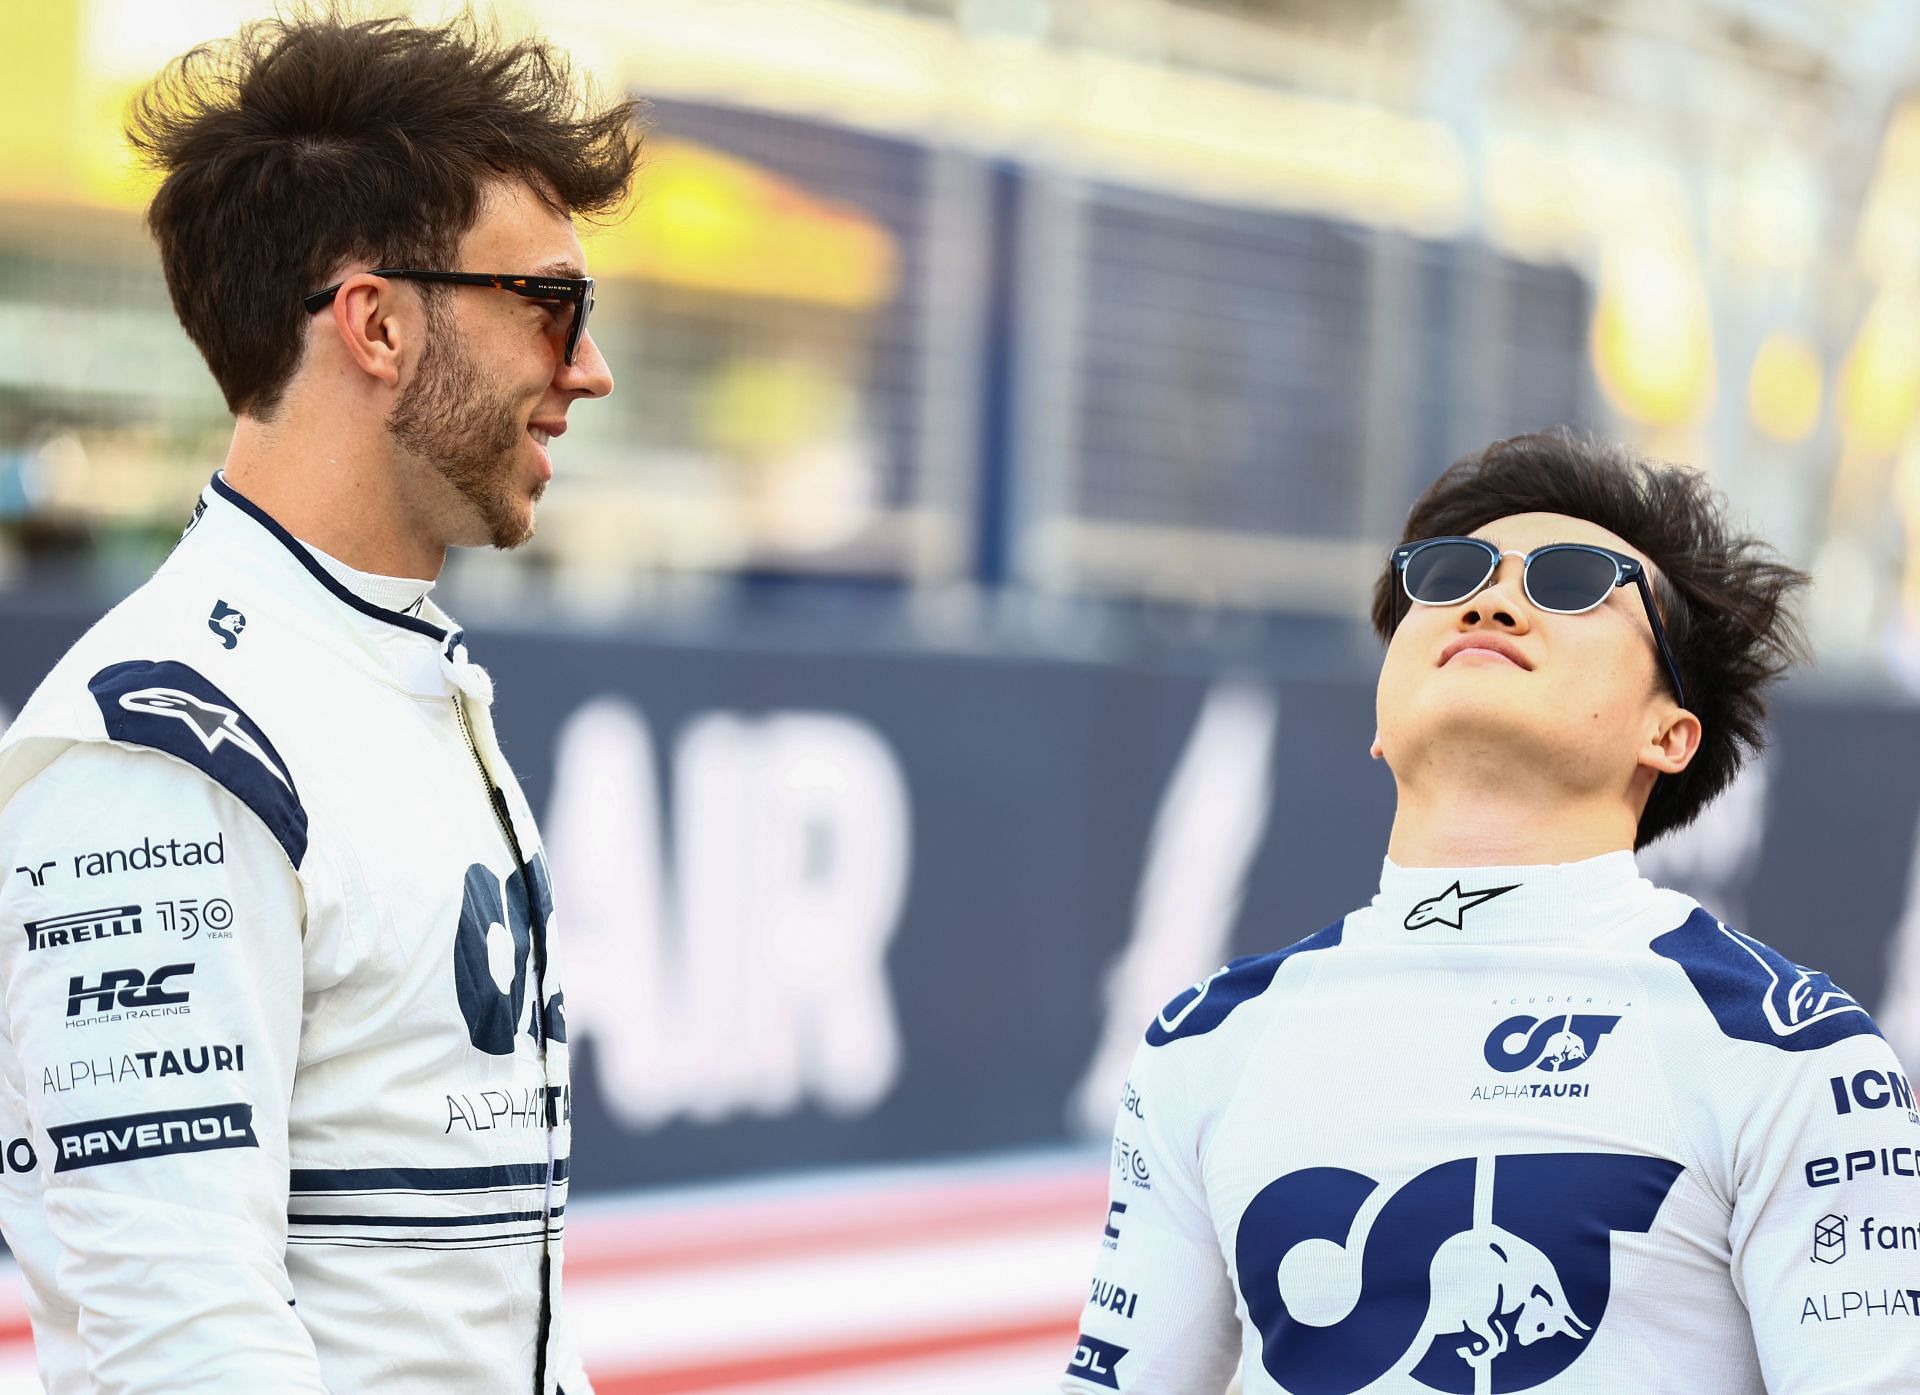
[1066,853,1920,1395]
[0,475,591,1395]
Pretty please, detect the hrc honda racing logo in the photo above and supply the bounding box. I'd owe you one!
[65,964,193,1025]
[1233,1150,1682,1394]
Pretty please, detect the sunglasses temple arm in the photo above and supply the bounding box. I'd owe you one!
[1630,572,1688,709]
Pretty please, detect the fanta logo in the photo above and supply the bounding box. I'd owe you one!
[1233,1151,1682,1394]
[1483,1014,1622,1074]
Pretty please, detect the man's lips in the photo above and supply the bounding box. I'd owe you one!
[1439,634,1533,670]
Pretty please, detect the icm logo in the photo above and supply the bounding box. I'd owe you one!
[1830,1069,1919,1124]
[1484,1015,1622,1073]
[1065,1334,1128,1389]
[1233,1151,1683,1394]
[1812,1214,1846,1264]
[25,906,142,952]
[65,964,193,1020]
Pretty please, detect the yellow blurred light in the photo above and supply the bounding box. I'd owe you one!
[1839,289,1920,458]
[1746,332,1823,444]
[1589,241,1716,427]
[585,138,898,311]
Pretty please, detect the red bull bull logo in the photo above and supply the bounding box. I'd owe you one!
[1233,1150,1682,1394]
[1418,1226,1591,1370]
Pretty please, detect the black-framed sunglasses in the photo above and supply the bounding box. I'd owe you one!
[1390,535,1689,708]
[303,269,596,365]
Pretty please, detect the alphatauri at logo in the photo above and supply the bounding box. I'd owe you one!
[1405,882,1519,931]
[1233,1151,1682,1394]
[1484,1015,1622,1074]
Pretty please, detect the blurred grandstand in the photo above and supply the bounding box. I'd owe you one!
[6,1,1920,1391]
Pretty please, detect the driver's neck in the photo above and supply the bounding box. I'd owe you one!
[221,410,447,580]
[1384,750,1640,868]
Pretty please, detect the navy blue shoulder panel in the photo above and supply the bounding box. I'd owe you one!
[1650,907,1880,1053]
[89,660,309,869]
[1146,920,1343,1047]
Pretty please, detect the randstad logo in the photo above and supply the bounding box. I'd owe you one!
[1234,1151,1682,1394]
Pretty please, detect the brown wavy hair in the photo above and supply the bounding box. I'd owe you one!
[126,9,643,417]
[1369,429,1810,848]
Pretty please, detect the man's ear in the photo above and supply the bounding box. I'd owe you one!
[1640,707,1702,777]
[326,274,408,388]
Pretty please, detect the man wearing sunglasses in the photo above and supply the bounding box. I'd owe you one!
[0,15,635,1395]
[1066,431,1920,1394]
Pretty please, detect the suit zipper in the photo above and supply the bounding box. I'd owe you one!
[453,694,556,1392]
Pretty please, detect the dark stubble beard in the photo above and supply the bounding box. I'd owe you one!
[386,303,542,549]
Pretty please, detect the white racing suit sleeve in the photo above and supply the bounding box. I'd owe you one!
[1732,1022,1920,1393]
[1063,1034,1238,1394]
[0,744,325,1392]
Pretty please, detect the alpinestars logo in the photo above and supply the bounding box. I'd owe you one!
[1405,882,1519,930]
[1233,1150,1682,1394]
[117,689,291,790]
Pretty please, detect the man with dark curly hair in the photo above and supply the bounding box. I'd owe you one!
[0,14,638,1393]
[1065,431,1920,1394]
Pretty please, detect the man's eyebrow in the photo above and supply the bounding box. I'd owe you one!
[534,260,586,277]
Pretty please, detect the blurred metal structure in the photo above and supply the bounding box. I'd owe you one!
[3,0,1920,671]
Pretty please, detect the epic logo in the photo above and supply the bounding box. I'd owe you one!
[1234,1151,1682,1394]
[1483,1015,1622,1074]
[453,853,565,1056]
[66,964,193,1018]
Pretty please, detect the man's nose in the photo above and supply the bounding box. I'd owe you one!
[559,330,614,398]
[1461,554,1529,629]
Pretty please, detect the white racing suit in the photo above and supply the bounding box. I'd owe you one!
[0,473,591,1393]
[1066,852,1920,1394]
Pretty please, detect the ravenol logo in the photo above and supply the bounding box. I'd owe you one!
[1483,1015,1622,1074]
[1233,1150,1682,1394]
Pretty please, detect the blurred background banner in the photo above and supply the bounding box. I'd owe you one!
[6,610,1920,1196]
[7,0,1920,1390]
